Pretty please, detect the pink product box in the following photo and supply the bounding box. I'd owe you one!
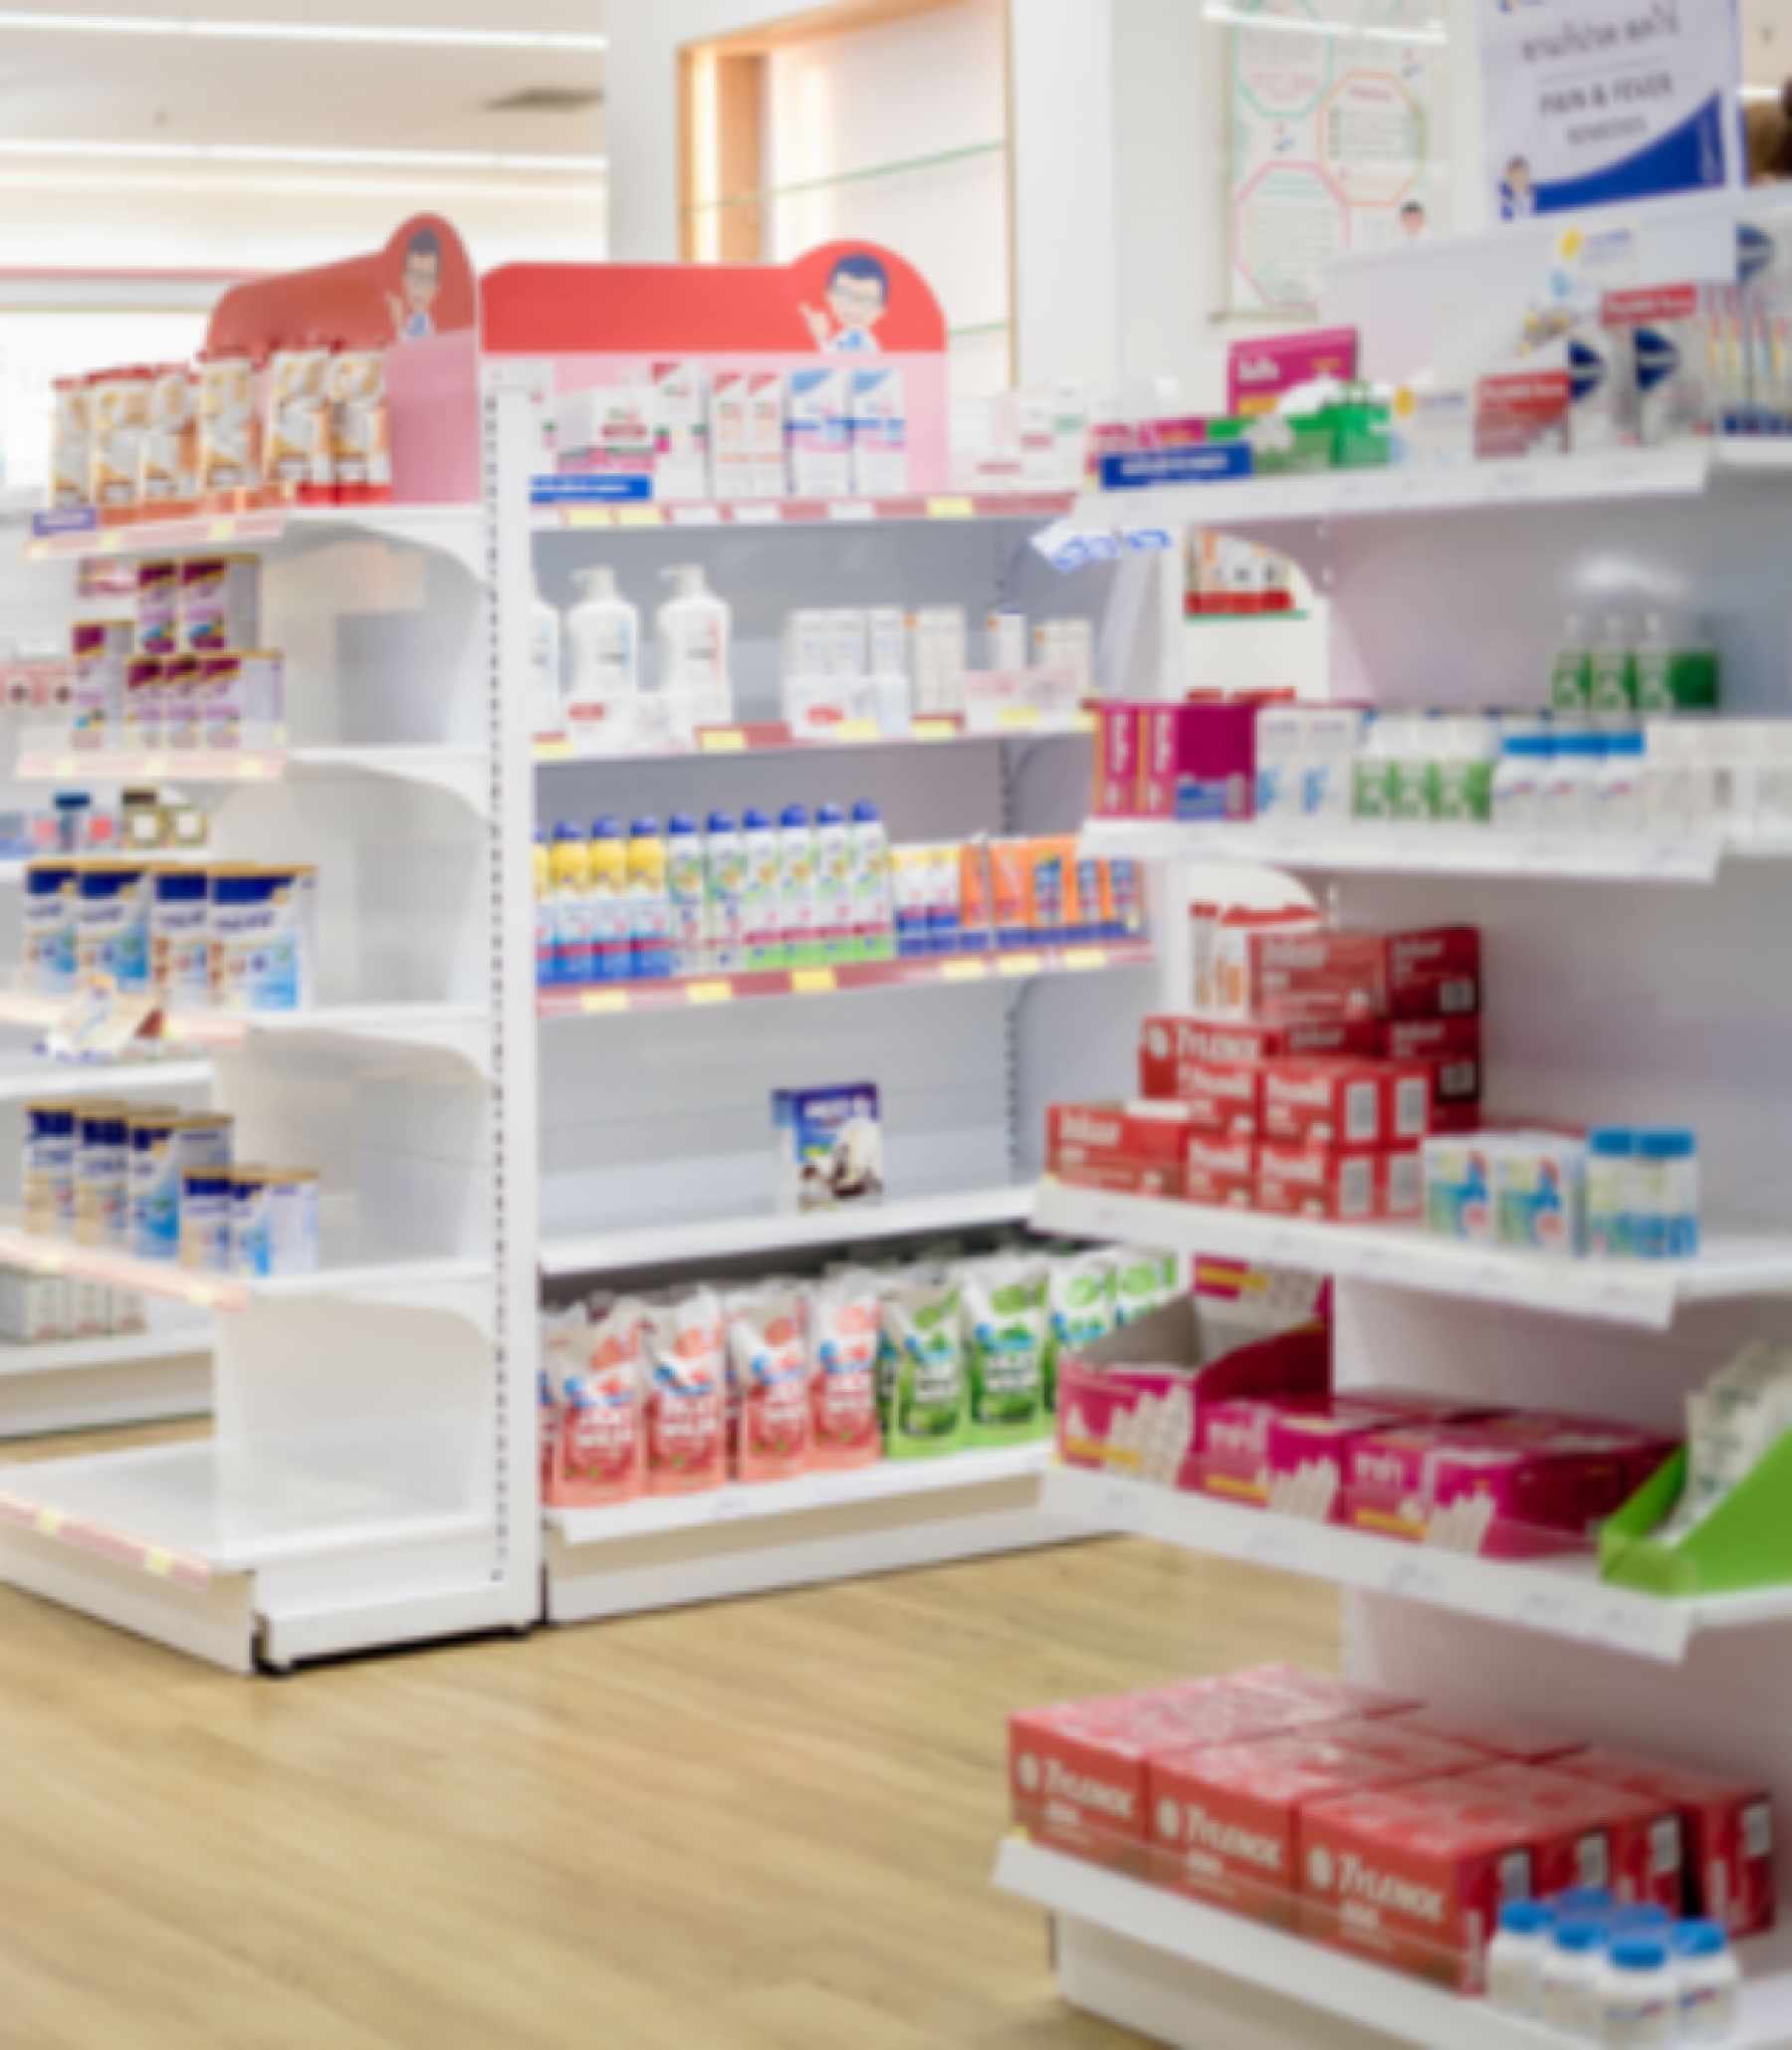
[1468,1411,1679,1499]
[1342,1423,1640,1559]
[1192,1397,1409,1515]
[1094,703,1146,817]
[1230,328,1360,417]
[1139,704,1257,823]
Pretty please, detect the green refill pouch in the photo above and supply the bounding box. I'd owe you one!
[884,1278,967,1458]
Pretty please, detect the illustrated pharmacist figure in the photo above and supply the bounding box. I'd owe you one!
[1500,157,1538,220]
[387,225,443,341]
[800,252,890,353]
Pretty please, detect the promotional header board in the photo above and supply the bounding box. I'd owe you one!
[1480,0,1743,220]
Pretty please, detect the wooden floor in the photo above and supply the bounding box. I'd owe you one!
[0,1436,1339,2050]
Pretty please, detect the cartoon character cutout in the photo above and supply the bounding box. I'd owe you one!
[800,252,892,354]
[387,224,443,342]
[1500,157,1537,221]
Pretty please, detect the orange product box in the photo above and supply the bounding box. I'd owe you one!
[989,839,1032,951]
[959,840,994,953]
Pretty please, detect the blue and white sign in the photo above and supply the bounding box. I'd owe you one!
[1480,0,1743,219]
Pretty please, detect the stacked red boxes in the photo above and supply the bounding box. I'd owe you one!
[1045,1100,1203,1198]
[1453,1764,1684,1913]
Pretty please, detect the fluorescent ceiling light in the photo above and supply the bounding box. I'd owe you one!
[0,12,606,49]
[0,138,606,171]
[1742,85,1783,104]
[1203,5,1446,44]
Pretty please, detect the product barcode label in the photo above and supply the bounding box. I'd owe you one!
[1745,1802,1773,1859]
[1499,1850,1531,1902]
[1341,1158,1374,1220]
[1442,1059,1477,1097]
[1652,1818,1683,1876]
[1394,1077,1428,1139]
[1577,1832,1610,1890]
[1346,1083,1378,1145]
[1387,1152,1422,1215]
[1441,978,1476,1015]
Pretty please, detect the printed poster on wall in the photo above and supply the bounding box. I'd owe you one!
[1227,0,1451,314]
[1479,0,1743,220]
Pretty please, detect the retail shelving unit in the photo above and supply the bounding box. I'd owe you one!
[0,261,541,1668]
[1002,195,1792,2049]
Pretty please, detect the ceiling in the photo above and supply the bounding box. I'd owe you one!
[0,0,608,161]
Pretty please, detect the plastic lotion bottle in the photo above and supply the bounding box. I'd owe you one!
[666,812,709,977]
[626,816,671,982]
[564,567,639,726]
[1493,733,1550,831]
[1596,1936,1678,2046]
[1542,1920,1609,2041]
[780,803,817,969]
[814,803,855,967]
[1673,1921,1739,2042]
[704,810,747,974]
[1596,730,1648,832]
[532,576,562,736]
[742,807,784,971]
[658,565,732,732]
[1543,733,1604,832]
[850,800,894,962]
[588,817,630,985]
[1488,1901,1557,2020]
[551,821,592,988]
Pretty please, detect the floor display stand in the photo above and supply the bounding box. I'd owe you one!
[999,193,1792,2049]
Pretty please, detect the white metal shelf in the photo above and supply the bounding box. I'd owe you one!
[994,1838,1792,2050]
[542,1185,1037,1280]
[0,1434,491,1582]
[22,502,486,574]
[532,490,1074,533]
[1035,1183,1792,1331]
[1078,441,1792,535]
[0,1052,212,1101]
[550,1442,1052,1544]
[0,1326,209,1383]
[1080,818,1792,885]
[1041,1466,1789,1664]
[17,745,489,811]
[0,999,488,1075]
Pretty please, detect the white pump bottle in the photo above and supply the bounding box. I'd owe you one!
[657,565,733,731]
[564,567,640,723]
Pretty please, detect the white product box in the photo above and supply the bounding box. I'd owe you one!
[784,675,883,739]
[749,373,787,499]
[708,371,755,499]
[786,367,851,498]
[649,360,711,502]
[849,367,908,494]
[826,610,868,679]
[0,1268,70,1342]
[1391,387,1476,470]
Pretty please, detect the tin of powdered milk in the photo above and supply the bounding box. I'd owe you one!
[209,865,316,1012]
[161,653,205,751]
[178,556,261,654]
[75,861,152,992]
[231,1167,319,1277]
[198,650,284,751]
[24,1098,85,1235]
[179,1166,235,1273]
[23,862,78,996]
[151,869,211,1008]
[74,1103,130,1249]
[136,560,179,656]
[130,1111,231,1263]
[71,620,131,751]
[122,655,164,751]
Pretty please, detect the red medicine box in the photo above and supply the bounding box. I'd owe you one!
[1382,1706,1585,1766]
[1261,1059,1434,1152]
[1386,928,1481,1021]
[1387,1016,1483,1106]
[1226,1668,1423,1722]
[1256,1143,1422,1224]
[1476,369,1573,461]
[1184,1135,1257,1209]
[1456,1764,1683,1914]
[1554,1747,1777,1937]
[1046,1100,1200,1198]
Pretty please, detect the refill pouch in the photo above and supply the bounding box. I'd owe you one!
[728,1286,812,1483]
[1044,1251,1117,1416]
[553,1297,649,1507]
[963,1257,1048,1447]
[541,1307,581,1495]
[1110,1246,1180,1327]
[647,1288,727,1495]
[809,1271,882,1471]
[885,1277,968,1458]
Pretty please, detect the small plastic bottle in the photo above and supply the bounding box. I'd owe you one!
[1488,1900,1556,2019]
[1586,1129,1636,1260]
[666,812,709,977]
[1543,732,1605,832]
[1596,730,1648,833]
[742,807,784,972]
[1632,1131,1699,1260]
[813,803,855,967]
[849,800,894,962]
[1591,614,1638,713]
[779,803,817,969]
[532,576,562,736]
[1551,613,1594,711]
[1673,1920,1740,2042]
[1596,1935,1678,2046]
[625,816,672,983]
[1542,1920,1610,2041]
[588,817,631,985]
[704,810,747,974]
[1493,733,1551,831]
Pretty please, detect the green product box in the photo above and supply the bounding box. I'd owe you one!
[1637,646,1720,714]
[1601,1438,1792,1601]
[1392,759,1439,820]
[1436,762,1496,823]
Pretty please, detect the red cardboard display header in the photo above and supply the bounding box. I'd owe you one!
[207,214,479,354]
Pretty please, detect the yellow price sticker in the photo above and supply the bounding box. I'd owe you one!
[928,497,976,520]
[998,706,1041,732]
[37,1510,63,1537]
[564,507,613,529]
[208,519,236,543]
[36,1255,64,1274]
[26,543,49,563]
[535,739,575,763]
[686,981,734,1006]
[792,969,837,996]
[144,1547,175,1578]
[54,758,77,778]
[942,961,987,983]
[236,758,272,780]
[187,1287,217,1309]
[580,992,630,1015]
[143,757,168,778]
[99,532,123,555]
[911,719,957,742]
[1065,948,1109,972]
[616,506,664,528]
[1002,954,1044,978]
[831,721,879,743]
[1070,711,1097,735]
[701,730,748,754]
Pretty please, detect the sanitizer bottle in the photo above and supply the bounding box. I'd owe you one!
[704,811,747,974]
[626,816,672,983]
[564,567,639,722]
[551,820,592,987]
[588,817,630,985]
[658,565,732,733]
[850,800,894,962]
[743,806,784,971]
[666,812,709,977]
[532,577,562,737]
[780,803,817,969]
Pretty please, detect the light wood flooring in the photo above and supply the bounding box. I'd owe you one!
[0,1429,1339,2050]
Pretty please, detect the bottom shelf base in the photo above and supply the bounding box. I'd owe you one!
[545,1446,1077,1623]
[996,1840,1792,2050]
